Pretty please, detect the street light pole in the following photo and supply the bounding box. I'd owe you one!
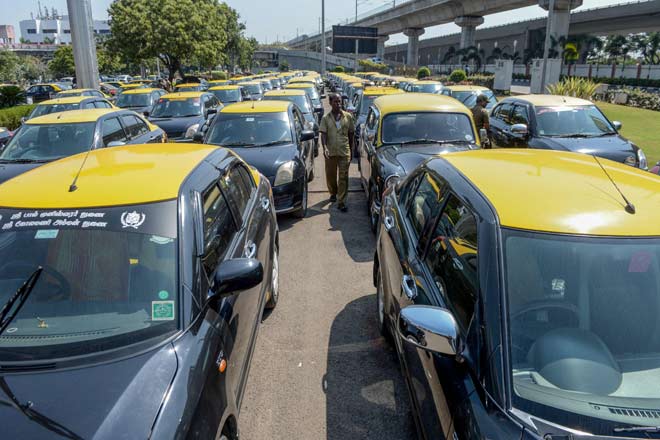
[66,0,99,88]
[540,0,555,94]
[321,0,326,74]
[354,0,358,72]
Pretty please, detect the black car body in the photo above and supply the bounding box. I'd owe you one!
[488,95,647,169]
[262,89,320,156]
[114,88,167,117]
[0,143,278,440]
[284,84,324,120]
[148,92,222,141]
[0,127,12,148]
[25,84,62,104]
[201,101,316,217]
[358,93,480,231]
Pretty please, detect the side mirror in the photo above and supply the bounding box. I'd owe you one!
[300,130,315,142]
[398,305,461,356]
[211,258,263,299]
[142,110,150,118]
[479,128,488,142]
[20,116,27,124]
[346,105,356,114]
[206,108,217,117]
[192,132,204,143]
[107,141,126,147]
[612,121,622,131]
[510,123,528,136]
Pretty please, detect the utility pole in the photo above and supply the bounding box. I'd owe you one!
[354,0,359,72]
[321,0,326,74]
[540,0,555,94]
[66,0,99,88]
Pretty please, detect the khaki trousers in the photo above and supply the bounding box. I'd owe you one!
[325,155,350,204]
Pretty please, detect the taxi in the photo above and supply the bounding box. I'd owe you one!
[174,83,207,92]
[0,109,166,184]
[200,101,315,217]
[118,83,148,94]
[25,96,115,121]
[350,86,404,152]
[441,85,498,110]
[405,79,444,94]
[55,88,111,99]
[0,143,278,440]
[25,83,63,104]
[240,81,265,101]
[114,87,167,116]
[284,82,324,119]
[0,127,12,148]
[208,85,247,104]
[262,89,319,154]
[359,93,480,231]
[147,92,221,141]
[375,148,660,440]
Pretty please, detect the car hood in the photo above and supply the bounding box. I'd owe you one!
[535,135,636,163]
[225,143,298,181]
[381,143,476,174]
[148,115,203,137]
[0,162,43,185]
[0,345,177,440]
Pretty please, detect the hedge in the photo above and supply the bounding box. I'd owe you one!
[0,105,35,130]
[602,88,660,112]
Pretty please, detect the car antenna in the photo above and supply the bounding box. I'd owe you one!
[593,155,635,214]
[68,143,95,192]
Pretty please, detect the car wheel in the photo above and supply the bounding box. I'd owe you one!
[293,179,308,218]
[265,245,279,310]
[369,188,379,234]
[376,270,391,342]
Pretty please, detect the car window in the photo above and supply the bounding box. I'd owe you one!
[218,164,253,223]
[366,109,377,130]
[406,173,445,240]
[201,185,236,275]
[511,105,530,126]
[83,102,96,110]
[121,114,149,138]
[293,110,303,138]
[493,102,513,123]
[94,100,112,109]
[425,194,478,331]
[399,172,423,210]
[101,117,128,146]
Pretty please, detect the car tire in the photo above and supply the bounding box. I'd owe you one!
[376,270,391,343]
[368,188,379,234]
[265,245,279,310]
[293,179,308,218]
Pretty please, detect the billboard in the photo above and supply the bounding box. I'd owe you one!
[332,25,378,54]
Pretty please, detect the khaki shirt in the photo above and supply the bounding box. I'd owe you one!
[319,110,355,157]
[471,105,489,130]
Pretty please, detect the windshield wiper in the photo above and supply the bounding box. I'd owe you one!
[0,158,48,164]
[0,267,43,337]
[614,425,660,435]
[560,134,594,138]
[399,138,444,145]
[223,142,257,147]
[255,140,292,147]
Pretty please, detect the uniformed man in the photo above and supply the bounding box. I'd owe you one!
[319,93,355,212]
[472,94,490,147]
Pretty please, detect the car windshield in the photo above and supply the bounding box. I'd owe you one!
[535,105,616,137]
[0,201,178,362]
[56,91,83,98]
[263,95,312,113]
[360,95,378,115]
[505,229,660,434]
[1,122,96,161]
[150,97,202,118]
[116,93,152,108]
[411,83,443,93]
[452,90,497,109]
[381,112,475,144]
[30,103,79,119]
[292,86,319,101]
[244,84,263,95]
[206,112,293,147]
[210,89,240,103]
[176,86,203,92]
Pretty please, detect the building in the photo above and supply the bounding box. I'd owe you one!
[0,25,15,44]
[19,15,109,44]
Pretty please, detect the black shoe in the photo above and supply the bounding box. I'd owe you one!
[329,195,337,202]
[338,204,348,212]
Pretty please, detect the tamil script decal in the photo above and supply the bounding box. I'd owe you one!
[121,211,146,229]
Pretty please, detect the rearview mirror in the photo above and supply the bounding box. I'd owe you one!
[192,132,204,143]
[20,116,27,124]
[398,305,461,356]
[612,120,622,131]
[206,108,217,117]
[211,258,263,299]
[510,123,528,136]
[142,110,150,117]
[300,130,315,142]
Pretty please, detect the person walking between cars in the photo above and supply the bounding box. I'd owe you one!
[472,94,491,148]
[320,93,355,212]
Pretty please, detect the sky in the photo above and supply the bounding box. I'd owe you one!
[1,0,631,46]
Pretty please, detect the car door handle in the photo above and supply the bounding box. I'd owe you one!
[383,215,394,231]
[401,275,418,300]
[261,196,270,212]
[244,242,257,259]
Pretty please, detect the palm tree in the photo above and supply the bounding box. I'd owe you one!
[486,47,503,64]
[604,35,630,63]
[457,46,484,73]
[633,32,660,64]
[441,46,456,65]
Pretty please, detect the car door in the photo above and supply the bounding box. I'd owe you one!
[489,102,513,148]
[292,108,311,176]
[218,163,269,405]
[359,107,378,192]
[120,114,157,144]
[509,104,531,148]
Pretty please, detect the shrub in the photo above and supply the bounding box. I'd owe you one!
[333,65,345,73]
[546,77,599,100]
[603,88,660,112]
[210,70,228,80]
[358,59,388,73]
[0,104,35,130]
[417,67,431,80]
[0,85,26,109]
[448,69,467,83]
[279,60,289,72]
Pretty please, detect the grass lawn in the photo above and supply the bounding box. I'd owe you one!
[596,101,660,167]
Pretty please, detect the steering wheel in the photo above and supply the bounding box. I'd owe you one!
[0,261,71,300]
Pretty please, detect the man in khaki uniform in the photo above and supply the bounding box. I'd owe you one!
[472,94,491,148]
[319,93,355,212]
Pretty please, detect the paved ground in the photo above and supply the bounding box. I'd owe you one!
[239,118,415,439]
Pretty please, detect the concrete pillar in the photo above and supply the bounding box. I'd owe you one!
[377,35,389,60]
[538,0,583,57]
[66,0,99,89]
[404,28,424,66]
[454,16,484,49]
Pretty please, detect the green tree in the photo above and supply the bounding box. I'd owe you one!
[633,32,660,64]
[97,47,122,75]
[604,35,630,63]
[0,50,21,83]
[48,45,75,78]
[279,60,289,72]
[18,56,48,83]
[238,37,259,70]
[108,0,230,82]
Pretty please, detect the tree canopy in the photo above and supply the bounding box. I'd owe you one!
[48,46,75,78]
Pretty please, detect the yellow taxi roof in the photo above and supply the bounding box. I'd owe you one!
[373,93,471,115]
[241,81,263,85]
[57,88,97,95]
[209,85,240,91]
[443,149,660,236]
[285,83,315,89]
[0,144,220,209]
[363,86,404,96]
[220,101,290,114]
[120,84,143,89]
[175,83,201,88]
[34,83,63,90]
[444,85,490,92]
[27,108,118,124]
[37,96,91,105]
[511,94,593,106]
[161,92,205,99]
[264,89,306,97]
[122,87,161,95]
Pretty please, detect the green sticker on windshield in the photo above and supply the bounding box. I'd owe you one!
[35,229,59,239]
[152,301,175,321]
[158,290,169,300]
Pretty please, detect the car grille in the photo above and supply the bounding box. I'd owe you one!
[603,405,660,419]
[274,193,294,210]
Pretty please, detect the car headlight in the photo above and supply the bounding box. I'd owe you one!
[274,161,296,186]
[637,148,648,170]
[384,174,400,189]
[185,123,200,139]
